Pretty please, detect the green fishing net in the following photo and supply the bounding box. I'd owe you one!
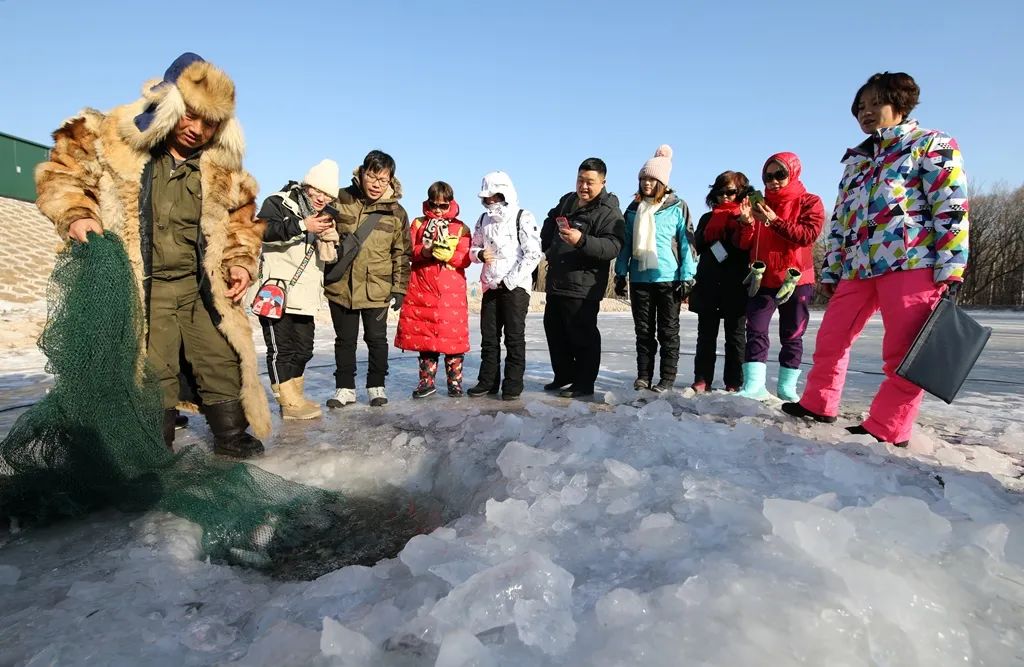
[0,232,437,579]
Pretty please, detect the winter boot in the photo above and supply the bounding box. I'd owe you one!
[368,386,388,407]
[846,424,909,448]
[776,367,802,402]
[294,376,321,413]
[174,413,189,429]
[162,409,178,450]
[445,355,464,397]
[204,400,264,458]
[690,380,709,393]
[736,362,772,401]
[414,356,438,399]
[633,378,651,391]
[279,378,322,419]
[468,382,500,398]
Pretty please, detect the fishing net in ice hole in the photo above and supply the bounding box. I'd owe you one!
[0,232,441,579]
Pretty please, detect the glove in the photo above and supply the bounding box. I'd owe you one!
[390,292,404,311]
[774,268,802,304]
[614,275,627,298]
[431,235,458,263]
[316,226,340,263]
[742,261,766,297]
[674,279,695,302]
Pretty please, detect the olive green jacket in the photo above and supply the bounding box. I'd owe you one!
[324,173,411,309]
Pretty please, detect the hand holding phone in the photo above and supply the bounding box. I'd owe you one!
[556,216,570,231]
[746,189,765,207]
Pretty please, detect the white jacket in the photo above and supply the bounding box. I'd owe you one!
[470,172,542,292]
[471,205,543,292]
[247,185,327,316]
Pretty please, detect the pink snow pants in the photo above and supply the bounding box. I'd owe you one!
[799,269,945,443]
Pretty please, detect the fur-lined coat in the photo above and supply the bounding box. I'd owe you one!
[34,74,271,438]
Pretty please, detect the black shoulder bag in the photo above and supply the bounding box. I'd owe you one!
[323,212,385,284]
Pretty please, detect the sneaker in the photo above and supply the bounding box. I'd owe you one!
[690,381,708,394]
[650,379,674,393]
[544,380,572,392]
[633,378,651,391]
[467,383,499,398]
[781,402,837,423]
[368,386,388,407]
[559,387,594,399]
[413,385,436,399]
[448,388,464,398]
[327,387,357,409]
[501,392,521,401]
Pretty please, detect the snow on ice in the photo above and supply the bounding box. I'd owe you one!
[1,310,1023,665]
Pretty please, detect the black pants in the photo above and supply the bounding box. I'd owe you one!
[477,286,530,394]
[543,294,601,393]
[329,301,389,389]
[694,311,746,389]
[629,282,682,383]
[260,313,315,384]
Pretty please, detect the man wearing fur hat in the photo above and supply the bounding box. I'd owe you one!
[35,52,270,457]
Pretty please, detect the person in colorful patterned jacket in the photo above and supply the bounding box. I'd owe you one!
[613,145,697,393]
[394,182,472,398]
[782,72,970,446]
[734,152,825,402]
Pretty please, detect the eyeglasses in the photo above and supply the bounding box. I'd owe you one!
[763,170,788,182]
[428,201,450,210]
[306,187,337,205]
[364,172,391,187]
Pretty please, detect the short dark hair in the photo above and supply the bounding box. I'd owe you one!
[578,157,607,176]
[427,181,454,202]
[361,149,396,177]
[705,171,750,209]
[851,72,920,118]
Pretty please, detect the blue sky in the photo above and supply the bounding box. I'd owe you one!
[2,0,1019,229]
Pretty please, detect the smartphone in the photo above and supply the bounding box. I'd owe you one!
[321,204,341,221]
[556,216,570,231]
[747,190,765,207]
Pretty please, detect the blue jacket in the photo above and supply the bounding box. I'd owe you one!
[615,194,697,284]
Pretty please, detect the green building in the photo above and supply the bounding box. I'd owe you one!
[0,132,50,202]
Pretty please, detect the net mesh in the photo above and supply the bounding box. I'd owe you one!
[0,232,438,579]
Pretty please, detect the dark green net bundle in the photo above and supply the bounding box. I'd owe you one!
[0,232,438,578]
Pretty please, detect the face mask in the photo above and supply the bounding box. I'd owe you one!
[485,202,505,216]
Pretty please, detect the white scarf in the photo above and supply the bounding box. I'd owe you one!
[633,198,660,272]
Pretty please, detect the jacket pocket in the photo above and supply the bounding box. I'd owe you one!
[365,260,393,302]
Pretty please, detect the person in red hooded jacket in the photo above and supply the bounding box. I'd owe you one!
[394,181,472,398]
[734,152,825,402]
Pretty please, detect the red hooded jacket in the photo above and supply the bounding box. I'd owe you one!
[394,200,472,354]
[736,152,825,289]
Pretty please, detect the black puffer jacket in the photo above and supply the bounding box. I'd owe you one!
[688,210,750,317]
[540,189,625,301]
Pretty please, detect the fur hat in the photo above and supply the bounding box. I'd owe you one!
[302,159,340,195]
[134,53,236,131]
[639,144,673,187]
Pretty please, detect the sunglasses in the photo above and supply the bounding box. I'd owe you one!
[428,201,450,210]
[718,188,739,197]
[763,170,788,182]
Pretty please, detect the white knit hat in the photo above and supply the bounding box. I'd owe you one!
[302,159,340,195]
[639,145,673,186]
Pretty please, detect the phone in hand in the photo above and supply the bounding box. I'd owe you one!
[556,216,570,231]
[746,190,765,207]
[321,204,341,222]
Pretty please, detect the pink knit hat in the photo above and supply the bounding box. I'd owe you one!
[639,144,673,186]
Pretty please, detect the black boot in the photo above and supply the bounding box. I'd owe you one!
[781,402,837,423]
[204,400,264,458]
[162,409,178,451]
